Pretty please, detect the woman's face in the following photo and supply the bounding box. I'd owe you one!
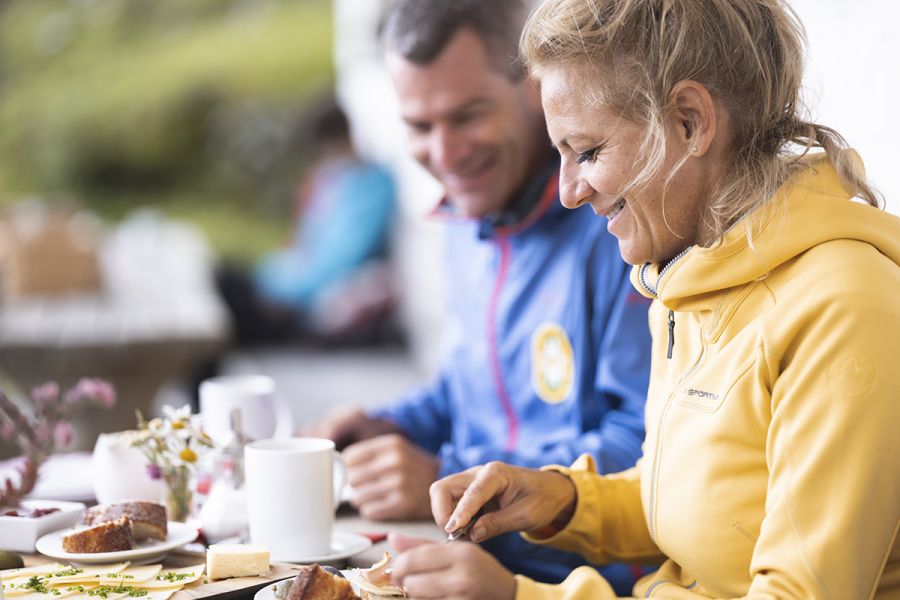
[541,67,714,265]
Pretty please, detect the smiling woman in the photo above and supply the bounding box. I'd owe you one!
[384,0,900,599]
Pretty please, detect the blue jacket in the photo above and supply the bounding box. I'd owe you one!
[254,158,395,311]
[371,164,652,588]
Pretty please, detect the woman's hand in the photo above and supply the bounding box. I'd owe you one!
[389,533,516,600]
[430,461,577,543]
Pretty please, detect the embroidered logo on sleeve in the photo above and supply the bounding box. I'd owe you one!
[828,352,875,397]
[531,322,574,404]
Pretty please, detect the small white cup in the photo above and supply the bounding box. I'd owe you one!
[244,438,346,560]
[200,375,293,446]
[91,432,166,505]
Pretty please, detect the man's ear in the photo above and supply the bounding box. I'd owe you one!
[669,80,718,157]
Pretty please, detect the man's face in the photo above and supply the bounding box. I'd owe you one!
[386,28,548,217]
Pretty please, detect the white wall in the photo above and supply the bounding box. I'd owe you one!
[790,0,900,215]
[333,0,446,375]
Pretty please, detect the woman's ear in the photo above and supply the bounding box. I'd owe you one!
[669,80,718,157]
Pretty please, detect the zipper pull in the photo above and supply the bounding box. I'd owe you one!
[667,309,675,359]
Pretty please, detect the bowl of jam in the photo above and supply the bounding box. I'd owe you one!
[0,500,85,553]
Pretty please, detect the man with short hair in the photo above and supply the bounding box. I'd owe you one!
[310,0,652,591]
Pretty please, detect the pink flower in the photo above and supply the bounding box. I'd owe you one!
[65,378,117,409]
[0,421,15,441]
[146,463,163,480]
[31,382,60,411]
[34,422,52,445]
[53,422,74,449]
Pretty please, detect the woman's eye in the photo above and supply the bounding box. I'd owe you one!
[576,147,601,164]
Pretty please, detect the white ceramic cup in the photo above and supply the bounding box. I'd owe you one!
[244,438,346,560]
[199,375,293,446]
[91,432,167,505]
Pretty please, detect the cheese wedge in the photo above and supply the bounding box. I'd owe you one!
[206,544,269,580]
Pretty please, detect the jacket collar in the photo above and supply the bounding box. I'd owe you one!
[429,157,560,239]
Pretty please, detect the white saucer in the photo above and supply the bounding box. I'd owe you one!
[272,531,372,564]
[35,521,198,564]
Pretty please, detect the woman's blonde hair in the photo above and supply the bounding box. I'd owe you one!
[520,0,882,239]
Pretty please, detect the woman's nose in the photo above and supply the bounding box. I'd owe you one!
[558,163,592,209]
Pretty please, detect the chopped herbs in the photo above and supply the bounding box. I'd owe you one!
[22,576,61,595]
[156,571,193,582]
[50,568,84,577]
[88,584,148,598]
[7,564,199,597]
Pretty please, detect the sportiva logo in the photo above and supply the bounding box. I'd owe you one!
[685,388,720,401]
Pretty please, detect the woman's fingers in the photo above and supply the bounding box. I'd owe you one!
[443,462,511,533]
[388,532,435,553]
[393,542,516,600]
[391,538,454,582]
[429,467,478,529]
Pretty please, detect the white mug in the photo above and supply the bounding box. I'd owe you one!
[91,432,167,505]
[199,375,293,446]
[244,438,346,560]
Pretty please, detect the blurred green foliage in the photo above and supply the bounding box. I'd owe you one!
[0,0,335,262]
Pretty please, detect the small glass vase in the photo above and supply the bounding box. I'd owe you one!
[162,466,193,523]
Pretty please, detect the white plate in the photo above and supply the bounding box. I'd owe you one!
[272,531,372,564]
[254,570,358,600]
[34,521,198,564]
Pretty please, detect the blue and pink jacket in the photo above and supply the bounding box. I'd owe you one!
[371,162,652,587]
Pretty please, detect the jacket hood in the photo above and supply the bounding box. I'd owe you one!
[632,153,900,311]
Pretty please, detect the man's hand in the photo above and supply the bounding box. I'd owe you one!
[431,461,577,542]
[389,533,516,600]
[303,408,402,450]
[343,434,439,520]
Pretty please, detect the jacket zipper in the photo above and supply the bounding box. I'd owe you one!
[487,237,519,451]
[647,342,706,545]
[639,247,690,360]
[637,247,698,545]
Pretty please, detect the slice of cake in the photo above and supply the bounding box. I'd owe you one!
[62,516,135,553]
[83,501,167,541]
[284,564,358,600]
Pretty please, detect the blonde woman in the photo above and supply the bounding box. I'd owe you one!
[385,0,900,598]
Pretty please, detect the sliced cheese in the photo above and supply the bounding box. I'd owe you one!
[0,565,66,579]
[141,590,179,600]
[96,565,162,585]
[45,563,130,585]
[137,565,205,589]
[2,562,203,600]
[7,589,83,600]
[206,544,269,581]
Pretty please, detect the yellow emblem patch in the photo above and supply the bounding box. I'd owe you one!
[531,322,574,404]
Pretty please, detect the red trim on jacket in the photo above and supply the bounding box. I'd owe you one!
[487,236,518,451]
[432,171,561,453]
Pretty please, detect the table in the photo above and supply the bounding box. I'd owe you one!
[334,509,446,568]
[0,213,230,457]
[15,511,445,599]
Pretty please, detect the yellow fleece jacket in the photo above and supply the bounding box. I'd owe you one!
[514,156,900,599]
